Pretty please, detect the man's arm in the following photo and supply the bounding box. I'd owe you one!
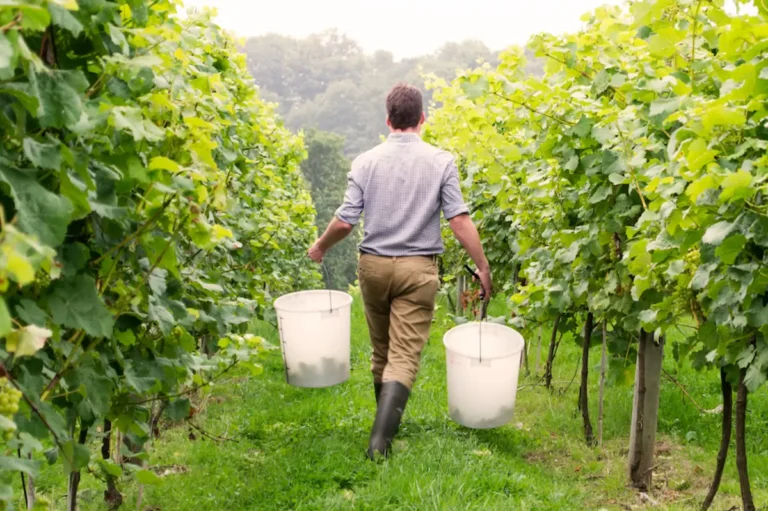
[440,157,492,299]
[448,214,492,299]
[308,217,354,262]
[308,167,363,263]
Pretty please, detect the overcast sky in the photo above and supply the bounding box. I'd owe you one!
[179,0,627,59]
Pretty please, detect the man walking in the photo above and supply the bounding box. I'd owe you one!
[308,83,492,460]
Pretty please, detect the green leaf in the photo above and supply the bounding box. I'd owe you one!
[460,75,489,99]
[148,268,167,296]
[691,263,717,290]
[148,297,174,335]
[572,117,593,138]
[701,105,746,133]
[108,24,129,55]
[632,275,650,300]
[720,169,753,203]
[47,275,114,338]
[61,242,90,277]
[148,156,180,172]
[48,3,83,36]
[685,138,718,173]
[0,456,40,477]
[95,458,123,478]
[136,469,162,485]
[60,441,90,474]
[0,164,73,247]
[715,234,746,264]
[649,97,681,120]
[0,300,10,339]
[0,81,39,114]
[19,5,51,31]
[589,185,612,204]
[702,221,734,246]
[0,32,14,72]
[115,329,136,347]
[165,398,190,422]
[111,108,165,141]
[746,301,768,328]
[31,69,86,129]
[23,137,62,170]
[16,300,48,326]
[745,365,766,392]
[686,174,716,202]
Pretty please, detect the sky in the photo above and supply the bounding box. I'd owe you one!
[178,0,626,59]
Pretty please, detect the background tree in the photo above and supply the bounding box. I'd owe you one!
[301,130,360,290]
[242,30,544,157]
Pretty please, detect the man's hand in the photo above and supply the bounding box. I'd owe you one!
[307,218,354,264]
[476,267,493,302]
[308,241,325,263]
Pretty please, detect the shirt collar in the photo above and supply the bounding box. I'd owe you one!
[387,132,421,143]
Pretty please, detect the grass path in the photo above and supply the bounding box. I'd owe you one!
[36,292,768,510]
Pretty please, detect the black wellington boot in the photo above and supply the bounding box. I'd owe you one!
[374,381,382,404]
[367,381,410,460]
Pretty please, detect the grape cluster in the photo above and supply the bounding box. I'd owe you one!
[684,248,701,271]
[0,377,21,442]
[33,268,51,288]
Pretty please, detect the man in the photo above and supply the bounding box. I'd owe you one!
[308,82,492,460]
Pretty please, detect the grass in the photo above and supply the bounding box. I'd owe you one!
[31,290,768,510]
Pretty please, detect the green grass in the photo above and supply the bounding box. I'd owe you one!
[31,292,768,510]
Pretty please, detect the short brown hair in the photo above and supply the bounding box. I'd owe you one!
[386,83,423,130]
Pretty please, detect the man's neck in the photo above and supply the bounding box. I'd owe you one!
[389,128,421,135]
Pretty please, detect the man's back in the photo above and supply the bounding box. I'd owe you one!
[335,132,468,257]
[308,82,491,461]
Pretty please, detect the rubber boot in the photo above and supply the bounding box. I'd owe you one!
[374,382,382,404]
[367,381,410,460]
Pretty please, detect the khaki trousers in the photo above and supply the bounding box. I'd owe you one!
[358,253,440,390]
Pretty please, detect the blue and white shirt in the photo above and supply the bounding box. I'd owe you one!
[335,133,469,257]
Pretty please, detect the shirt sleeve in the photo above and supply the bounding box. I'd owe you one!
[441,158,470,220]
[335,171,364,225]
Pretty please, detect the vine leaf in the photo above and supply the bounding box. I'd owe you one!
[5,325,52,357]
[47,3,83,36]
[0,164,73,247]
[702,221,734,245]
[30,69,87,129]
[47,276,114,338]
[0,300,10,339]
[23,137,61,170]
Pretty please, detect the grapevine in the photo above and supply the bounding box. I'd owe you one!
[426,0,768,505]
[0,0,320,507]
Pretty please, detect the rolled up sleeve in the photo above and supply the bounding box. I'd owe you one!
[335,172,364,225]
[441,159,470,220]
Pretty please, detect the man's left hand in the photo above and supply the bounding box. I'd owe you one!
[308,242,325,263]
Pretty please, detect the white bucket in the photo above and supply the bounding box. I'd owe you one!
[273,290,353,388]
[443,322,525,429]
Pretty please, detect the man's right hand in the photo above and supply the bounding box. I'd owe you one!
[476,267,493,302]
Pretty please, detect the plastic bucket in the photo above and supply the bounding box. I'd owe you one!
[443,322,525,429]
[273,290,353,388]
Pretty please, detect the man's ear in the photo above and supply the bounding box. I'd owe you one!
[386,116,391,129]
[420,111,426,125]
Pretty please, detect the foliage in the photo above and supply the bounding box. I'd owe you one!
[242,31,547,157]
[428,0,768,383]
[300,130,359,290]
[425,0,768,494]
[0,0,318,506]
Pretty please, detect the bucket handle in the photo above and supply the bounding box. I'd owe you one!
[321,260,333,313]
[464,265,489,362]
[302,252,335,313]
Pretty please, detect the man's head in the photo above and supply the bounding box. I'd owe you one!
[386,83,425,132]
